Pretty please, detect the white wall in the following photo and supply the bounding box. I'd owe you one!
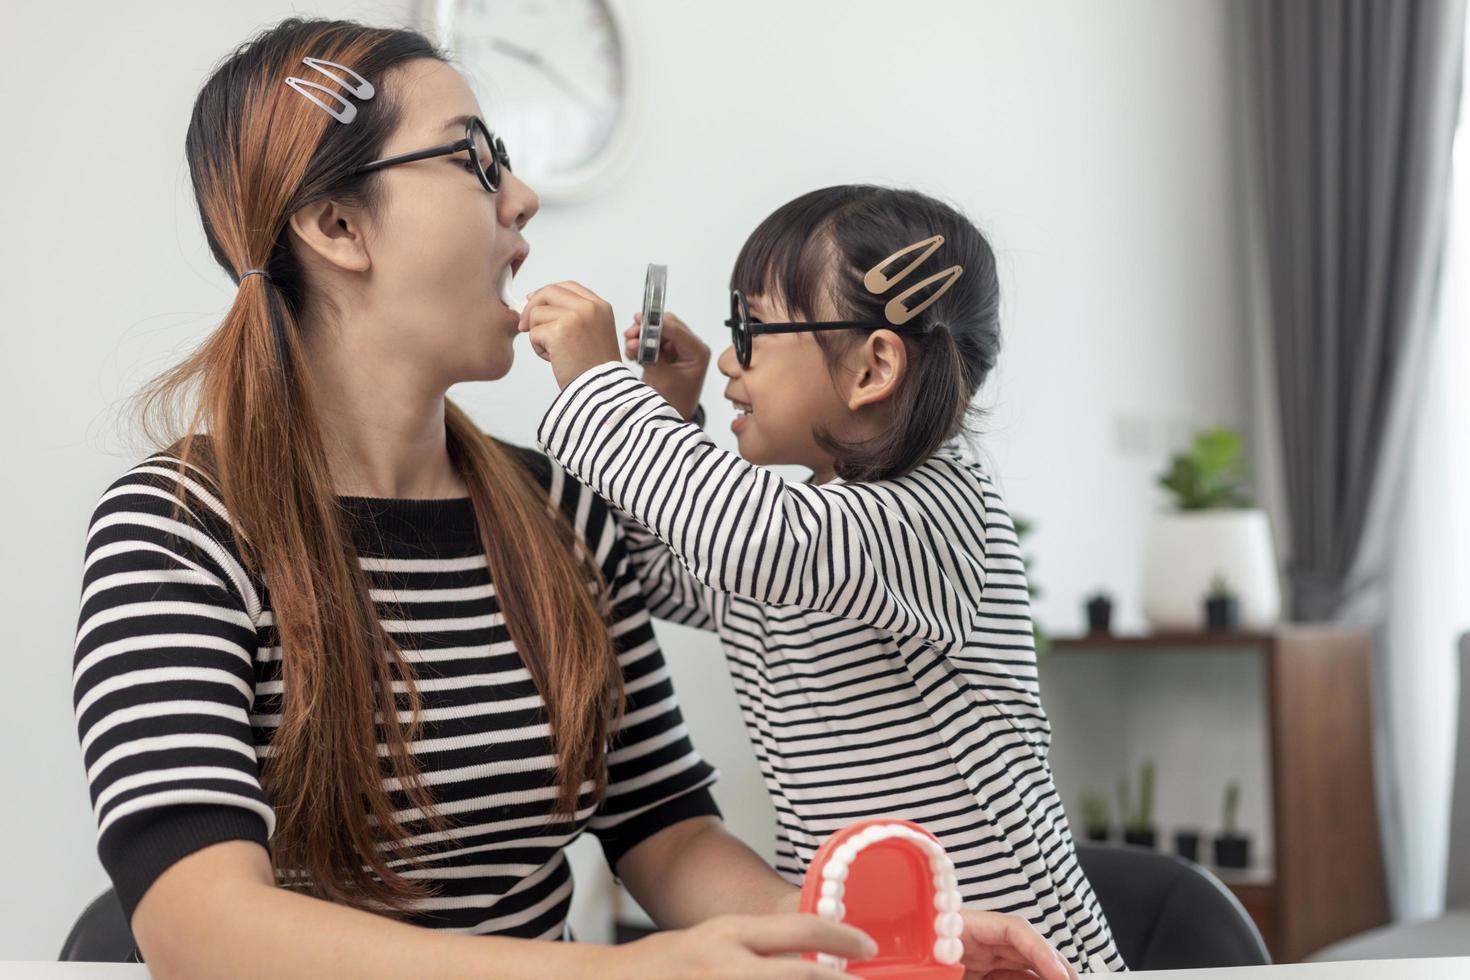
[0,0,1249,960]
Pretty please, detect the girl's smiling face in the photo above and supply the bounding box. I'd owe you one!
[716,291,854,482]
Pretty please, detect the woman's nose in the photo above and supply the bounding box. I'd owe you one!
[717,345,740,379]
[499,172,540,230]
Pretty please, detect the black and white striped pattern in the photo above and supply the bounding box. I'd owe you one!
[540,363,1125,973]
[72,443,718,936]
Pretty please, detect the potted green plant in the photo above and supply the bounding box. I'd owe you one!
[1079,791,1111,842]
[1213,780,1251,868]
[1142,428,1281,631]
[1085,591,1114,635]
[1204,573,1240,632]
[1118,761,1157,849]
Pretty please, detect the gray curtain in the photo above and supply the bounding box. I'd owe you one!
[1240,0,1464,622]
[1237,0,1466,919]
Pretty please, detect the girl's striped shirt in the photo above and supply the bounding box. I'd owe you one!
[539,362,1125,974]
[72,441,719,938]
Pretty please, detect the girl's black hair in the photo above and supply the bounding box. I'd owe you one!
[731,185,1000,481]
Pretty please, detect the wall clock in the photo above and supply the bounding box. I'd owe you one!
[423,0,639,204]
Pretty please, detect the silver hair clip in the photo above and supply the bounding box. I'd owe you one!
[284,56,375,124]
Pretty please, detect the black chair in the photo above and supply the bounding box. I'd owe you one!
[1076,841,1271,970]
[58,889,139,963]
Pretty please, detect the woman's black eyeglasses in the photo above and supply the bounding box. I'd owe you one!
[724,289,923,369]
[357,116,511,193]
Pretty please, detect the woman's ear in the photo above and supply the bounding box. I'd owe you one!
[845,329,908,410]
[286,199,372,274]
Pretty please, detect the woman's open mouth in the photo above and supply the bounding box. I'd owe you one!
[497,248,530,314]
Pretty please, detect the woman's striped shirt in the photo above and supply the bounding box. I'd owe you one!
[71,440,719,937]
[539,362,1125,974]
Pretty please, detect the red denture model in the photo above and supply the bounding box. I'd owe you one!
[799,819,965,979]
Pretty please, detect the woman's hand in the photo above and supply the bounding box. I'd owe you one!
[612,913,876,980]
[623,310,711,421]
[957,910,1079,980]
[519,281,622,388]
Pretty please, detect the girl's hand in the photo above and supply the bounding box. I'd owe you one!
[519,281,622,388]
[957,910,1079,980]
[623,310,711,421]
[612,913,875,979]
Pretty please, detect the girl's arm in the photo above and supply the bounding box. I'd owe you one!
[608,311,723,632]
[538,363,984,655]
[612,489,722,632]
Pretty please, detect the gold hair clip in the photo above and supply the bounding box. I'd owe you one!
[862,234,964,326]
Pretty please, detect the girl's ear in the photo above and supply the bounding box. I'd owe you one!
[287,199,372,274]
[846,329,908,410]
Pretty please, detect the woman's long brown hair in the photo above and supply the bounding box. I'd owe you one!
[140,18,622,914]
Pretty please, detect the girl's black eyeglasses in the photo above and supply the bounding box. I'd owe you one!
[357,116,511,193]
[724,289,923,369]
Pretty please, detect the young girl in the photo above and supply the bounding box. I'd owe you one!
[521,185,1125,974]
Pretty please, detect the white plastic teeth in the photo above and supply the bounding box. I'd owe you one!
[497,265,526,314]
[811,822,967,967]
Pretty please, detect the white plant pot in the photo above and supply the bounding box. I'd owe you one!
[1141,509,1282,631]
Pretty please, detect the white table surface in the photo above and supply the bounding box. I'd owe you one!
[1083,961,1470,978]
[3,958,1467,978]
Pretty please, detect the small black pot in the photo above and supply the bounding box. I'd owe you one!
[1085,597,1114,634]
[1205,595,1240,632]
[1213,834,1251,869]
[1174,829,1200,863]
[1084,825,1111,843]
[1123,828,1157,849]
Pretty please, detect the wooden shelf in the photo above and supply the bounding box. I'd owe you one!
[1051,631,1279,650]
[1210,865,1277,888]
[1042,627,1387,962]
